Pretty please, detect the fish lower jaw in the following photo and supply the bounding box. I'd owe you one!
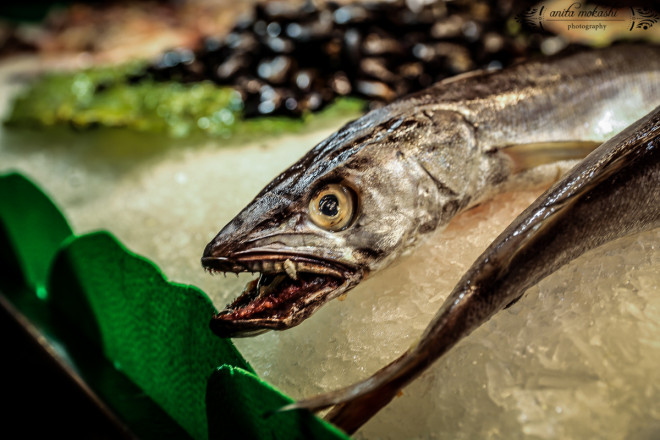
[202,254,360,337]
[210,272,348,337]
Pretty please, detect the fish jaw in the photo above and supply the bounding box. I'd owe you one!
[202,249,364,337]
[200,186,367,338]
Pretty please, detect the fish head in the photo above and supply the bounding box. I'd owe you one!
[203,106,475,337]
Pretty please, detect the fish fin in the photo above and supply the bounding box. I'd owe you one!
[276,385,400,435]
[502,141,600,174]
[276,351,416,433]
[276,388,358,414]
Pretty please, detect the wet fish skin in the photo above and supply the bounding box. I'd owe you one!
[285,106,660,433]
[203,44,660,335]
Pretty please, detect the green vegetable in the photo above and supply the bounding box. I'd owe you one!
[6,62,366,138]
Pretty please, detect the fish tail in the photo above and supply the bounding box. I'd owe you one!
[276,351,415,433]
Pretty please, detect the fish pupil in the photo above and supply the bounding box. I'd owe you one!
[319,194,339,217]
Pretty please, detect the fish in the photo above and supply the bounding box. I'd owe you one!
[281,103,660,433]
[201,44,660,338]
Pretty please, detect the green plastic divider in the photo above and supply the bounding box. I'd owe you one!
[207,365,350,440]
[0,173,190,438]
[48,231,254,440]
[0,172,72,296]
[0,172,348,440]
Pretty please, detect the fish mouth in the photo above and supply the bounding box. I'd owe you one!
[202,252,360,337]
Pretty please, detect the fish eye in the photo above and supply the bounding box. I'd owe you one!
[308,183,355,231]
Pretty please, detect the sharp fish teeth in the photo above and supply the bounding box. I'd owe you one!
[284,259,298,280]
[257,273,286,298]
[247,261,262,272]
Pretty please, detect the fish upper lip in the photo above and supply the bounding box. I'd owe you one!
[201,251,356,278]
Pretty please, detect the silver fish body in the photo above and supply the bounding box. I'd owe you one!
[202,45,660,337]
[287,103,660,434]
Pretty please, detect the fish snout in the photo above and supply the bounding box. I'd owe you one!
[201,225,251,272]
[201,218,292,273]
[201,254,249,273]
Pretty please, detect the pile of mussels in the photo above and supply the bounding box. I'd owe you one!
[142,0,544,118]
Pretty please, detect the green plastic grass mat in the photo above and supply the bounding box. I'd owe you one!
[48,231,253,440]
[0,172,72,295]
[207,365,350,440]
[0,172,349,440]
[0,173,189,438]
